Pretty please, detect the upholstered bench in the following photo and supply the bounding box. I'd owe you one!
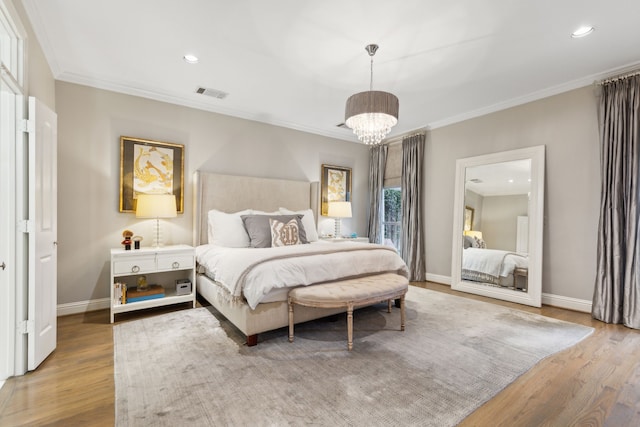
[288,273,409,351]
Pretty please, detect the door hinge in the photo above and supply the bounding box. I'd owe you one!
[20,119,34,133]
[17,219,33,233]
[19,320,35,335]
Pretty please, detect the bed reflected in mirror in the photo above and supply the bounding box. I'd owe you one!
[451,146,545,307]
[462,159,530,293]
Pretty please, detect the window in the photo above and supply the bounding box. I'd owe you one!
[383,187,401,250]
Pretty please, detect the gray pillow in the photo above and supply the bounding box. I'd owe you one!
[241,214,308,248]
[463,235,474,249]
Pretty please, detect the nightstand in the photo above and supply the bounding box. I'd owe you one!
[110,244,196,323]
[320,237,370,243]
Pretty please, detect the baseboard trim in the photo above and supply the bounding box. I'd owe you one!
[541,293,592,313]
[425,273,592,313]
[57,298,110,317]
[425,273,451,285]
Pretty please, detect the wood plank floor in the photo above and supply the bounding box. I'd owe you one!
[1,283,639,426]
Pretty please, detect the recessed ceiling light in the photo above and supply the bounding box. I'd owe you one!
[571,26,595,38]
[183,54,199,64]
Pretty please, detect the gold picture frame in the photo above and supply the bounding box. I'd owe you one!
[321,164,352,216]
[464,206,474,231]
[119,136,184,213]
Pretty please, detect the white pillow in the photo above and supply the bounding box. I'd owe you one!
[279,207,319,241]
[207,209,252,247]
[252,210,280,215]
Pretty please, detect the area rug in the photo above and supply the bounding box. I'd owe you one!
[114,286,593,426]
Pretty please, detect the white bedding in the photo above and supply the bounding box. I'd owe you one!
[462,248,528,284]
[196,241,409,309]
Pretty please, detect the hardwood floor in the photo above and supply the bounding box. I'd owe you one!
[0,283,639,426]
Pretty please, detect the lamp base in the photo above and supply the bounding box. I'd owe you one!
[334,218,341,238]
[153,218,164,247]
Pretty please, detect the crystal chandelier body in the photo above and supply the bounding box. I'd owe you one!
[345,44,399,145]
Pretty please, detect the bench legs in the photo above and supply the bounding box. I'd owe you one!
[288,298,294,343]
[288,295,406,351]
[400,295,405,331]
[347,303,354,351]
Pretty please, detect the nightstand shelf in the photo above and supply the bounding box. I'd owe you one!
[110,244,196,323]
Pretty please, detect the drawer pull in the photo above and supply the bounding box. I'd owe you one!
[172,261,180,269]
[131,265,140,273]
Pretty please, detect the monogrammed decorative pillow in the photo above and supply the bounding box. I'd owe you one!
[269,218,301,247]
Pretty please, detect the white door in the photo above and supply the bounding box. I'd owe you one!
[27,97,57,370]
[0,74,18,382]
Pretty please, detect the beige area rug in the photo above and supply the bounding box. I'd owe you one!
[114,286,593,426]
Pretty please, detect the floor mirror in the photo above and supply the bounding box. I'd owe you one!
[451,146,545,307]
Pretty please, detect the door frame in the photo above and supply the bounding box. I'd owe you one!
[0,0,27,379]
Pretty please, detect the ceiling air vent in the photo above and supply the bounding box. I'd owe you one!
[336,122,349,129]
[195,87,228,99]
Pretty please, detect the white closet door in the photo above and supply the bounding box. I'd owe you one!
[27,97,58,370]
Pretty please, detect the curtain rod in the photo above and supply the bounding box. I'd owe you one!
[598,69,640,85]
[384,130,427,146]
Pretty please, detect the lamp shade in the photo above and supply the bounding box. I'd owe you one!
[328,201,352,218]
[135,194,177,218]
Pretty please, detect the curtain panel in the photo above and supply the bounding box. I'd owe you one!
[401,134,426,281]
[367,145,387,244]
[592,74,640,329]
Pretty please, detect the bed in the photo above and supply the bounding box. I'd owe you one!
[193,171,409,346]
[461,247,528,290]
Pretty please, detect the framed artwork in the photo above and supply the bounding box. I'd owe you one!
[119,136,184,213]
[464,206,474,231]
[321,164,352,216]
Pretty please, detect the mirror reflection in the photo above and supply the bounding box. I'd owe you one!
[461,159,531,292]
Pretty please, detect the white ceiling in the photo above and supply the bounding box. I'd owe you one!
[21,0,640,143]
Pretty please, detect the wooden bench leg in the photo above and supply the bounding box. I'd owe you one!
[288,298,294,343]
[347,302,354,351]
[400,295,406,331]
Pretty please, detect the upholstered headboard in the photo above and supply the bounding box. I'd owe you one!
[193,171,319,246]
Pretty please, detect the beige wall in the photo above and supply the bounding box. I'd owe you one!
[55,82,600,306]
[425,85,600,301]
[481,194,529,252]
[55,81,369,305]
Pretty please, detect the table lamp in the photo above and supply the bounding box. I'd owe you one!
[328,201,352,238]
[135,194,177,247]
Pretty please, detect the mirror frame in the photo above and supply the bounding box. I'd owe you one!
[451,145,545,307]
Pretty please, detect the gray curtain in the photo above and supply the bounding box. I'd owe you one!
[367,145,387,243]
[401,134,426,281]
[592,74,640,329]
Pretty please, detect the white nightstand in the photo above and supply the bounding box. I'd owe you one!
[110,244,196,323]
[320,237,370,243]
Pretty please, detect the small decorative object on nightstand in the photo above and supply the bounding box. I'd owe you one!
[110,244,195,323]
[133,235,143,249]
[121,229,134,250]
[136,275,149,291]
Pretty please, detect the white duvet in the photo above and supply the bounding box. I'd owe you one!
[196,241,409,309]
[463,248,528,279]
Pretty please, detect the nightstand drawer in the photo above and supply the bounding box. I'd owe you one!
[113,257,156,275]
[157,253,194,270]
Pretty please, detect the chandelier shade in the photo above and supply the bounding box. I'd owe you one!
[344,44,399,145]
[345,90,399,145]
